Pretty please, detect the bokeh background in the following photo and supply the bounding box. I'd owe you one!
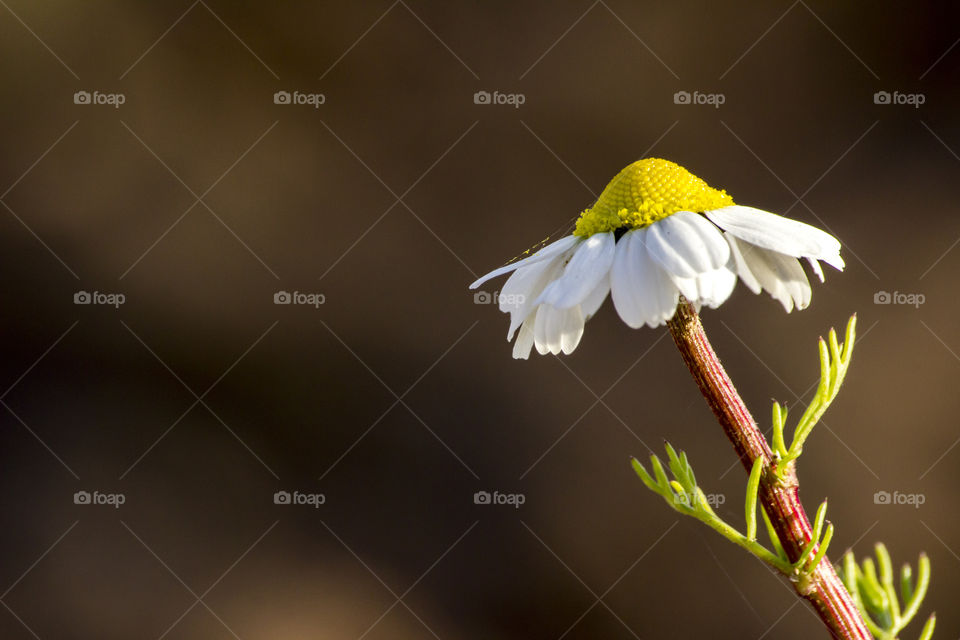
[1,2,958,638]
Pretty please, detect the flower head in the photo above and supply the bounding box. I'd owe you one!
[470,158,844,359]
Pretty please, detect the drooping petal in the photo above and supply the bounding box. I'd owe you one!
[645,211,728,279]
[668,273,698,303]
[512,316,536,359]
[533,305,551,355]
[737,241,812,312]
[806,257,825,283]
[611,229,679,328]
[666,264,737,310]
[705,206,844,271]
[579,275,611,320]
[654,217,734,309]
[534,304,560,355]
[725,234,762,294]
[535,232,616,310]
[675,211,731,269]
[532,304,584,355]
[695,265,738,309]
[500,254,567,340]
[469,235,581,289]
[559,306,585,354]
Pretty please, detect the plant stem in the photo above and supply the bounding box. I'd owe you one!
[665,301,872,640]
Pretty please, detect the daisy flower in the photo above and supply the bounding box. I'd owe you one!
[469,158,844,359]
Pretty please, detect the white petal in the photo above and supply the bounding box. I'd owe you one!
[806,257,825,283]
[559,307,585,355]
[706,206,844,270]
[674,211,731,268]
[668,273,698,302]
[512,316,536,359]
[611,229,679,329]
[738,243,812,312]
[725,234,761,294]
[695,266,738,309]
[535,232,616,310]
[533,306,551,355]
[501,254,567,340]
[580,275,610,320]
[667,260,737,310]
[534,305,561,355]
[610,231,646,327]
[469,235,581,289]
[532,304,583,355]
[645,211,725,278]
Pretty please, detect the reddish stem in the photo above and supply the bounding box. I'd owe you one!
[666,301,871,640]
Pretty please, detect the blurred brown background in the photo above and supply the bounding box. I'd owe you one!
[0,1,958,638]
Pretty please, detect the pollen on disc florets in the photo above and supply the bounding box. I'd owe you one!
[573,158,735,237]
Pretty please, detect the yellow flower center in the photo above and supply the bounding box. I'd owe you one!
[573,158,735,237]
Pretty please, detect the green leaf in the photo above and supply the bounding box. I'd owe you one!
[841,544,935,639]
[841,552,859,599]
[900,553,931,629]
[650,455,670,493]
[771,402,788,458]
[808,523,833,573]
[745,458,763,541]
[900,562,914,605]
[778,315,857,473]
[694,487,716,515]
[760,505,787,561]
[631,458,658,493]
[664,443,687,489]
[828,328,842,394]
[669,480,686,503]
[681,451,697,489]
[859,558,889,614]
[875,543,901,622]
[795,536,818,572]
[875,543,893,585]
[918,613,936,640]
[631,444,791,574]
[812,500,828,543]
